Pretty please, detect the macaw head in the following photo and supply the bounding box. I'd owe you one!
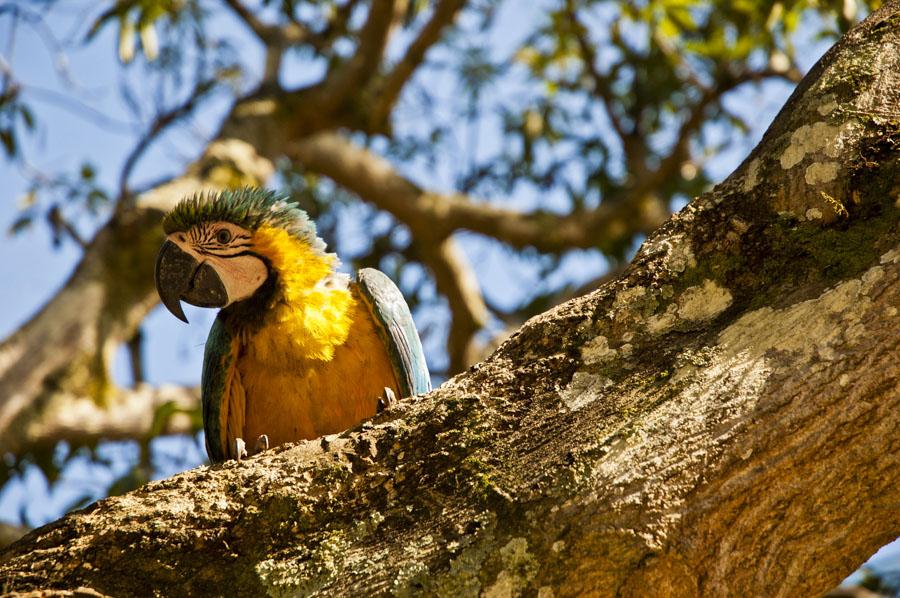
[155,187,325,323]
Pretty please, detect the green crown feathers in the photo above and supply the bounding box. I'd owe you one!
[163,187,324,251]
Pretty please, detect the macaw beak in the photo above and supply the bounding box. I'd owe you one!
[154,240,228,323]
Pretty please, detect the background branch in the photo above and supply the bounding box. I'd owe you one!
[418,235,489,373]
[316,0,399,107]
[222,0,274,42]
[369,0,467,130]
[116,79,217,206]
[289,132,668,252]
[0,384,198,457]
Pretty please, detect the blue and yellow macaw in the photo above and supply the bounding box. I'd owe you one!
[154,188,430,462]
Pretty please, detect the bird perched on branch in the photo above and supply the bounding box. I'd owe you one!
[154,188,430,462]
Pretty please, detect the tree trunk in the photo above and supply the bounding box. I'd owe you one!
[1,5,898,597]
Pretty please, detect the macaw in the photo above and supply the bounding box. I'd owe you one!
[154,188,430,462]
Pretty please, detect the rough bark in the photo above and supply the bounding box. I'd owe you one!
[1,4,898,597]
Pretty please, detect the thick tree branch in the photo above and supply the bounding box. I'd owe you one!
[289,132,668,252]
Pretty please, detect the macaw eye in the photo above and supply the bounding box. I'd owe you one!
[216,229,232,244]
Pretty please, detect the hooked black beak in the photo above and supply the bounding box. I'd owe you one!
[154,240,228,323]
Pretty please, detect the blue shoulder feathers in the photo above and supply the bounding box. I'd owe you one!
[357,268,432,397]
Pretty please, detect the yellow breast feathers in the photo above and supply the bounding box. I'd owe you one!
[246,224,354,362]
[219,224,399,451]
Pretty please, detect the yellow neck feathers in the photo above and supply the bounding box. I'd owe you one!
[247,225,355,362]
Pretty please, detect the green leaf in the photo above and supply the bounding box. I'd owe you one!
[658,16,680,39]
[18,105,35,130]
[147,400,183,438]
[118,17,136,63]
[80,163,95,180]
[9,214,33,235]
[139,22,159,61]
[0,128,15,157]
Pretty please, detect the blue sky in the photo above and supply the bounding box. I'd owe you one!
[0,0,896,585]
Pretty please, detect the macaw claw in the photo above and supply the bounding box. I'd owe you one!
[234,437,248,461]
[232,435,268,461]
[377,387,397,413]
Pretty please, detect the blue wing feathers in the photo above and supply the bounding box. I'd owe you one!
[357,268,432,397]
[201,316,231,462]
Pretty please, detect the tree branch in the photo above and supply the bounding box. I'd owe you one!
[1,384,198,456]
[566,0,627,141]
[221,0,307,46]
[116,79,217,206]
[645,67,798,197]
[289,132,668,252]
[316,0,399,107]
[126,328,144,387]
[221,0,310,82]
[418,235,489,374]
[369,0,467,130]
[221,0,272,41]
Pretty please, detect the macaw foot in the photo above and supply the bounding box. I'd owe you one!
[253,434,269,454]
[377,387,397,413]
[233,435,269,461]
[234,437,248,461]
